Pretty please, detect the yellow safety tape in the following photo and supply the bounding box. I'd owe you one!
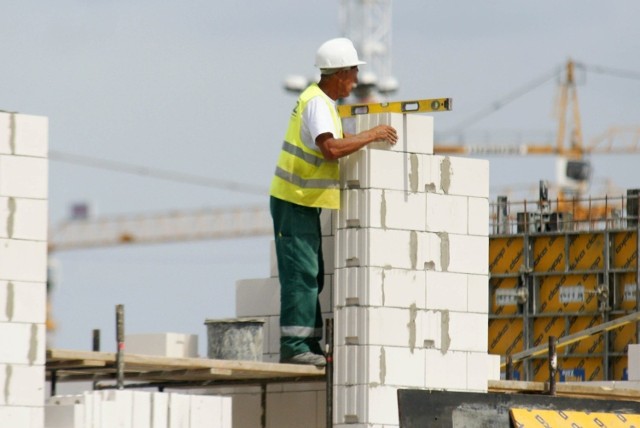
[510,407,640,427]
[337,98,452,117]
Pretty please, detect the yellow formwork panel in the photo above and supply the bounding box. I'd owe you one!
[532,317,565,349]
[489,318,523,356]
[612,231,638,269]
[568,233,605,270]
[532,235,565,272]
[533,357,604,382]
[537,274,599,313]
[490,277,519,315]
[510,407,640,427]
[616,272,638,311]
[612,355,630,380]
[610,319,637,353]
[566,316,604,354]
[490,236,524,274]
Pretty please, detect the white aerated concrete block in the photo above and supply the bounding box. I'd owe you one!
[368,385,402,426]
[125,333,198,358]
[423,309,488,354]
[0,197,48,241]
[382,346,426,388]
[421,232,446,272]
[235,277,280,317]
[268,390,320,427]
[152,390,169,427]
[0,281,46,324]
[334,267,424,309]
[425,271,468,312]
[335,383,401,426]
[0,324,46,365]
[0,239,48,282]
[380,268,426,310]
[421,233,488,275]
[46,391,231,428]
[335,267,382,308]
[339,188,426,231]
[0,155,48,199]
[0,364,45,406]
[264,315,280,355]
[425,193,468,234]
[343,113,434,155]
[341,149,425,193]
[319,274,333,313]
[191,394,232,428]
[422,309,443,350]
[425,155,489,198]
[320,208,336,237]
[169,393,190,427]
[424,349,468,390]
[0,406,43,428]
[0,113,48,157]
[468,197,489,236]
[629,344,640,381]
[45,403,84,428]
[467,274,489,314]
[447,234,488,275]
[336,384,367,425]
[322,235,335,274]
[335,306,421,348]
[448,312,488,353]
[335,345,422,388]
[467,352,500,392]
[336,228,422,270]
[335,344,367,386]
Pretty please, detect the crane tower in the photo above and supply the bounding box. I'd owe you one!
[339,0,398,96]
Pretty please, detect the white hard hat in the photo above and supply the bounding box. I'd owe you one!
[315,38,366,70]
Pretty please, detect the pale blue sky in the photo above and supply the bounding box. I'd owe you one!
[2,1,639,354]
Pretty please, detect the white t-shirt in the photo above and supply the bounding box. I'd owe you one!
[300,95,340,152]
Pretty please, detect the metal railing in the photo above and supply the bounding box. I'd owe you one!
[490,189,640,235]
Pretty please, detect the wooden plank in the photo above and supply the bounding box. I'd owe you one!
[489,380,640,402]
[46,348,324,384]
[47,359,106,369]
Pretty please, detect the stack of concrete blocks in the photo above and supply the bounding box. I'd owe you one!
[125,333,199,358]
[0,112,49,427]
[332,112,500,427]
[45,390,231,428]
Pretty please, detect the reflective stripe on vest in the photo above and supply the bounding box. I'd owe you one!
[281,325,323,339]
[269,84,342,209]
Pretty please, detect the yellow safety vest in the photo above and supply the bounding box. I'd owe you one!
[270,83,342,209]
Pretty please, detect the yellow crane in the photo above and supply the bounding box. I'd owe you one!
[434,60,640,221]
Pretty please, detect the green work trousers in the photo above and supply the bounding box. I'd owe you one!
[270,196,324,359]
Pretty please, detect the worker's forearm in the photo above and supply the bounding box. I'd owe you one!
[320,125,397,160]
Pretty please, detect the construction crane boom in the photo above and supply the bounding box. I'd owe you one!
[48,205,272,252]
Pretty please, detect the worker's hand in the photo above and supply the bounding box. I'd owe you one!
[368,125,398,145]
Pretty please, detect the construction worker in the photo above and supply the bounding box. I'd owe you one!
[270,38,398,366]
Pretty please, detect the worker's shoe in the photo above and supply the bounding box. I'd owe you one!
[280,352,326,367]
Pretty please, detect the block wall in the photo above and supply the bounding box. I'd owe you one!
[0,112,49,427]
[332,113,499,427]
[233,113,499,428]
